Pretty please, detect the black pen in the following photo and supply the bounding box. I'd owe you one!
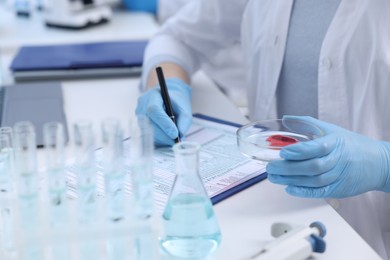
[156,66,181,143]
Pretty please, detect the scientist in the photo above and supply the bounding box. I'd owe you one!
[135,0,390,258]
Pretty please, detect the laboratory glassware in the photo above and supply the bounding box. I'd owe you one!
[101,118,126,222]
[73,120,97,224]
[130,116,154,220]
[44,122,70,260]
[237,119,324,162]
[0,131,15,253]
[130,116,159,260]
[0,132,13,193]
[73,121,101,260]
[160,141,222,259]
[43,122,68,224]
[13,121,38,201]
[13,121,43,259]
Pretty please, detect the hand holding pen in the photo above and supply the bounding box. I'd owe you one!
[156,66,181,143]
[135,67,193,146]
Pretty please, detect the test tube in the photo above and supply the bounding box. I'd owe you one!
[73,120,97,224]
[44,122,70,260]
[44,122,68,221]
[13,121,38,203]
[0,127,14,191]
[129,116,154,220]
[101,118,126,222]
[101,118,130,260]
[0,132,13,193]
[13,121,43,259]
[74,121,100,260]
[0,132,15,253]
[130,116,158,260]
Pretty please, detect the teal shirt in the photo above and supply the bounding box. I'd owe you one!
[276,0,341,118]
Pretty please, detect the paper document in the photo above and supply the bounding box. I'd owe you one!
[66,116,267,213]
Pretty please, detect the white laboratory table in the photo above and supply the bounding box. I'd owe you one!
[0,4,382,260]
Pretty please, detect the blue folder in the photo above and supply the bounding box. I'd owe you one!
[10,40,148,81]
[192,114,268,205]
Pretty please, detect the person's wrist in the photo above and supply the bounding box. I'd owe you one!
[378,141,390,192]
[166,78,192,96]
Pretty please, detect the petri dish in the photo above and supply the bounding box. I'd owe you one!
[236,118,324,162]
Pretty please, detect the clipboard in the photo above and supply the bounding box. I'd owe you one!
[65,114,267,210]
[193,114,268,205]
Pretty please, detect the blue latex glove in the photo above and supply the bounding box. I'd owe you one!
[136,78,192,146]
[267,116,390,198]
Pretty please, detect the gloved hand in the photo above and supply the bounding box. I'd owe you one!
[136,78,192,146]
[266,116,390,198]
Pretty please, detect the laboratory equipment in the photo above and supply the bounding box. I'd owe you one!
[43,122,68,226]
[44,0,112,29]
[122,0,157,13]
[0,132,13,193]
[130,116,158,260]
[251,221,327,260]
[0,130,15,253]
[160,141,222,259]
[101,118,126,222]
[130,116,154,220]
[237,118,324,162]
[13,0,31,17]
[13,121,44,259]
[43,121,70,260]
[74,120,104,260]
[13,122,39,206]
[73,121,98,225]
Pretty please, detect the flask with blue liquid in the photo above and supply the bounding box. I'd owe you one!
[160,141,221,259]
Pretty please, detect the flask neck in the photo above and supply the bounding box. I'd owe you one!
[173,142,200,176]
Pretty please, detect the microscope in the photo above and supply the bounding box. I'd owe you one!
[44,0,113,29]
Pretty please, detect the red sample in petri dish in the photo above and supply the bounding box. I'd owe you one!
[266,134,299,147]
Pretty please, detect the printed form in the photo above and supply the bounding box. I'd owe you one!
[66,117,267,212]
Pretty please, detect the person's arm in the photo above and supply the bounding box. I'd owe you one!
[137,0,248,146]
[157,0,197,24]
[146,62,189,89]
[141,0,247,89]
[266,116,390,198]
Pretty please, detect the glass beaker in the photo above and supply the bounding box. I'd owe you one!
[160,141,222,259]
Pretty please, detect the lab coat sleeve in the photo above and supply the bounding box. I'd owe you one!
[141,0,248,89]
[157,0,195,23]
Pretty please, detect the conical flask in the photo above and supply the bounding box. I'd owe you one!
[161,141,221,259]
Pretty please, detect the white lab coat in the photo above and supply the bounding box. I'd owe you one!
[151,0,247,106]
[143,0,390,258]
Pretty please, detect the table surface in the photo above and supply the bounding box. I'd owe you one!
[0,5,382,260]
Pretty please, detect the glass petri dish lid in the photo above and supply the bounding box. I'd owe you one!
[236,118,324,162]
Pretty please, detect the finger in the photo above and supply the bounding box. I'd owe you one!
[147,105,179,139]
[153,126,175,147]
[176,110,192,136]
[266,153,337,176]
[284,185,333,198]
[280,135,338,160]
[267,169,339,187]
